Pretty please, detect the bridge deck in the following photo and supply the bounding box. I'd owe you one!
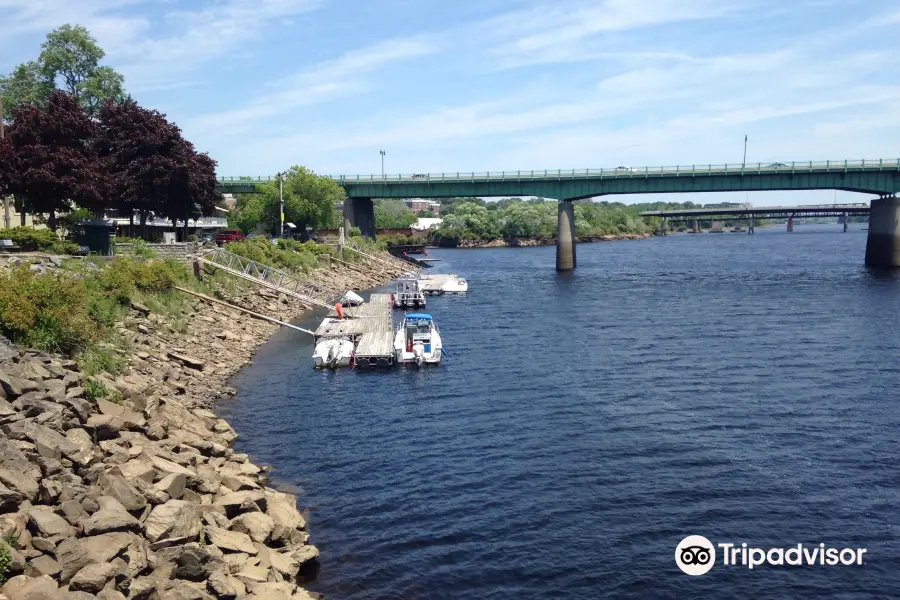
[640,203,871,218]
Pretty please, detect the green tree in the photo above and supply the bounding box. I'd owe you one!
[375,199,416,229]
[230,167,344,235]
[1,24,125,117]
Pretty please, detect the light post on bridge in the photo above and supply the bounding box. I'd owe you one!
[379,150,386,177]
[742,134,748,167]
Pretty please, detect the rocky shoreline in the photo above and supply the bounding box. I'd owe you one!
[448,233,651,248]
[0,255,400,599]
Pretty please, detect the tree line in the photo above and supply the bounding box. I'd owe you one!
[0,25,220,233]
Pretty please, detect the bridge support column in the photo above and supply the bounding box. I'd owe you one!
[556,200,576,271]
[748,215,755,235]
[865,196,900,267]
[343,197,376,240]
[787,217,794,232]
[659,217,668,236]
[843,212,848,232]
[692,219,699,233]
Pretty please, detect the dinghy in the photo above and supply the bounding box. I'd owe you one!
[312,339,354,369]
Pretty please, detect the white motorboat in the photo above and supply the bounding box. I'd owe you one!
[339,290,364,306]
[419,274,468,294]
[393,313,442,366]
[312,339,354,369]
[392,278,426,309]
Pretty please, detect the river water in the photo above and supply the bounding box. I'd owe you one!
[218,224,900,599]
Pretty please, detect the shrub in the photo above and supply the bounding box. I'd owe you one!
[0,542,10,585]
[4,227,58,251]
[83,378,108,400]
[48,240,80,255]
[0,266,95,354]
[76,344,126,376]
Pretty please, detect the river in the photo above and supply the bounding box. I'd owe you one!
[217,224,900,599]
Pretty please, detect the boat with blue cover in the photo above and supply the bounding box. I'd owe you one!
[393,313,442,366]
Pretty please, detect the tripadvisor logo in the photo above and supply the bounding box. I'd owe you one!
[675,536,868,575]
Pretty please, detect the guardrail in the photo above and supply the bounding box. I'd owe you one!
[216,159,900,187]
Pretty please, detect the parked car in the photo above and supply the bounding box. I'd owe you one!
[198,233,215,244]
[215,230,244,245]
[615,166,638,172]
[768,162,788,167]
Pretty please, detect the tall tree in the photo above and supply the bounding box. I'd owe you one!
[231,167,344,235]
[1,24,125,117]
[97,99,220,235]
[0,135,17,229]
[9,91,104,228]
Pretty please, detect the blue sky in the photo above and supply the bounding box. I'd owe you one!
[2,0,899,206]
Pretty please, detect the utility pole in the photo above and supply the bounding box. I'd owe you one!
[379,150,386,177]
[742,134,748,167]
[278,172,284,238]
[1,95,8,231]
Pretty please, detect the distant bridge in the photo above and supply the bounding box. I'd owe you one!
[640,203,871,235]
[217,159,900,270]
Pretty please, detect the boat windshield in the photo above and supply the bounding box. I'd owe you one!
[407,319,431,332]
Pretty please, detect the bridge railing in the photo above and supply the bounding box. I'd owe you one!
[216,159,900,187]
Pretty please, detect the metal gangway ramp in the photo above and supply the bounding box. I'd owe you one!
[197,246,338,311]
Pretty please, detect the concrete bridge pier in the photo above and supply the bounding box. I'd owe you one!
[692,219,700,233]
[343,197,376,240]
[748,215,755,235]
[787,217,794,232]
[843,212,848,232]
[556,200,576,271]
[659,217,668,236]
[865,196,900,267]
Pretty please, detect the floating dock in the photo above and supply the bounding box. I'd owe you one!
[314,293,395,368]
[418,274,468,295]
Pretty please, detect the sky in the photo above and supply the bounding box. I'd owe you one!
[2,0,899,206]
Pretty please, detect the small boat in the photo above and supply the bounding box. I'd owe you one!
[392,278,426,309]
[394,313,442,366]
[339,290,364,306]
[312,339,354,369]
[419,274,468,294]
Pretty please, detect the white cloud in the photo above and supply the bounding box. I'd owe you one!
[183,35,437,135]
[116,0,324,90]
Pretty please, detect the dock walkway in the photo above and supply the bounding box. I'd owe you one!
[314,293,395,367]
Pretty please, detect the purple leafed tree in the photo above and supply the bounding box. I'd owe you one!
[8,90,104,228]
[97,99,221,234]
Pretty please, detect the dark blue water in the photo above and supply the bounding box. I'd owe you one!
[218,224,900,599]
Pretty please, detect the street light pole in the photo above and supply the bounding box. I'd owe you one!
[742,134,748,167]
[278,172,284,239]
[379,150,386,177]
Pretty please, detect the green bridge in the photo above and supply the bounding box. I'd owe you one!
[217,159,900,270]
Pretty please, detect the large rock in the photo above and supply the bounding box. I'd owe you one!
[82,508,142,535]
[99,466,147,512]
[63,428,94,465]
[0,438,41,481]
[23,554,61,578]
[207,569,245,599]
[204,526,257,555]
[144,500,202,544]
[155,473,186,500]
[119,458,156,483]
[158,580,216,600]
[264,489,306,542]
[149,456,197,482]
[173,544,226,582]
[54,533,133,582]
[0,372,40,397]
[166,352,206,371]
[216,490,266,518]
[230,513,274,544]
[1,574,59,600]
[9,421,83,464]
[27,508,76,539]
[84,414,122,441]
[11,392,57,418]
[0,480,24,510]
[69,562,118,594]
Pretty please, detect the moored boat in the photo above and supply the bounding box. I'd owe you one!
[419,274,468,294]
[392,278,426,308]
[393,313,442,366]
[339,290,364,306]
[312,338,354,369]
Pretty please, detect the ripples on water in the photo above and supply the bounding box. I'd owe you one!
[218,225,900,599]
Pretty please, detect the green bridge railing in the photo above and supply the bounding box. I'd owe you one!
[216,158,900,187]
